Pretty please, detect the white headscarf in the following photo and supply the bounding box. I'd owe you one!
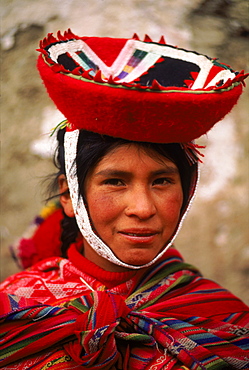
[64,129,199,269]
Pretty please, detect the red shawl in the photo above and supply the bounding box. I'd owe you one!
[1,244,249,369]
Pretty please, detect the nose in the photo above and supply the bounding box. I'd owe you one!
[125,186,156,220]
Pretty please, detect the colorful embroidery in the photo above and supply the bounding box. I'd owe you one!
[1,248,249,369]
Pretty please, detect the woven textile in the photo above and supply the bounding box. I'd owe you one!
[0,245,249,369]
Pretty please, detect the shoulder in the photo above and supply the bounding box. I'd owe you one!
[0,257,69,303]
[150,248,249,322]
[165,272,249,322]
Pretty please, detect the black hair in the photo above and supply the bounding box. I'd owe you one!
[51,128,197,257]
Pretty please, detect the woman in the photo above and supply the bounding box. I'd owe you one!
[1,30,249,369]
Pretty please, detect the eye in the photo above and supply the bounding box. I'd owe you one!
[152,177,173,186]
[104,178,125,186]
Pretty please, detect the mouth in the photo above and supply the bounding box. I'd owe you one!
[122,232,156,237]
[118,229,159,243]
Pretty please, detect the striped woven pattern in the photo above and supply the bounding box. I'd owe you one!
[0,248,249,369]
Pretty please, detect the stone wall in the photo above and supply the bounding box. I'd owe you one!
[1,0,248,304]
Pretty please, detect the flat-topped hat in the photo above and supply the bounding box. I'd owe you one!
[37,29,247,144]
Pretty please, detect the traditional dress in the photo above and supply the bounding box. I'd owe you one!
[1,31,249,369]
[1,241,249,369]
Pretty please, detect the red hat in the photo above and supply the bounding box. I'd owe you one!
[37,29,247,143]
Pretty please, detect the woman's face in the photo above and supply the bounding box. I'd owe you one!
[84,143,183,271]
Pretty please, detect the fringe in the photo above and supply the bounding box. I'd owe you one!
[180,142,205,164]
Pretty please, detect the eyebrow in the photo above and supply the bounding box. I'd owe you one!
[95,166,179,178]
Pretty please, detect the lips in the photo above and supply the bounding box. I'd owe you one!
[118,229,159,244]
[122,232,156,237]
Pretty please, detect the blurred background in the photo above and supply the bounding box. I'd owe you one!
[1,0,248,304]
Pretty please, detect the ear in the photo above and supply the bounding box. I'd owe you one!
[58,174,75,218]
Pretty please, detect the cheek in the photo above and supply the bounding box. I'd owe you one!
[163,189,183,222]
[87,192,121,229]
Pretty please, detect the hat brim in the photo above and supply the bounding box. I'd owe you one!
[38,54,243,143]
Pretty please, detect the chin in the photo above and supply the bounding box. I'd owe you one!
[120,252,157,267]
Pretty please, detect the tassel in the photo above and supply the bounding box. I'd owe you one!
[64,28,78,40]
[94,70,105,83]
[151,80,163,90]
[144,34,152,42]
[82,69,94,80]
[47,33,57,45]
[36,48,47,56]
[122,82,135,88]
[51,63,70,73]
[180,142,205,164]
[158,36,166,45]
[57,30,65,41]
[132,33,140,40]
[107,75,119,85]
[72,66,83,76]
[40,33,56,49]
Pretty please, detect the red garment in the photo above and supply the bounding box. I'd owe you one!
[1,242,249,369]
[2,242,248,316]
[32,208,63,261]
[1,242,148,305]
[10,207,63,269]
